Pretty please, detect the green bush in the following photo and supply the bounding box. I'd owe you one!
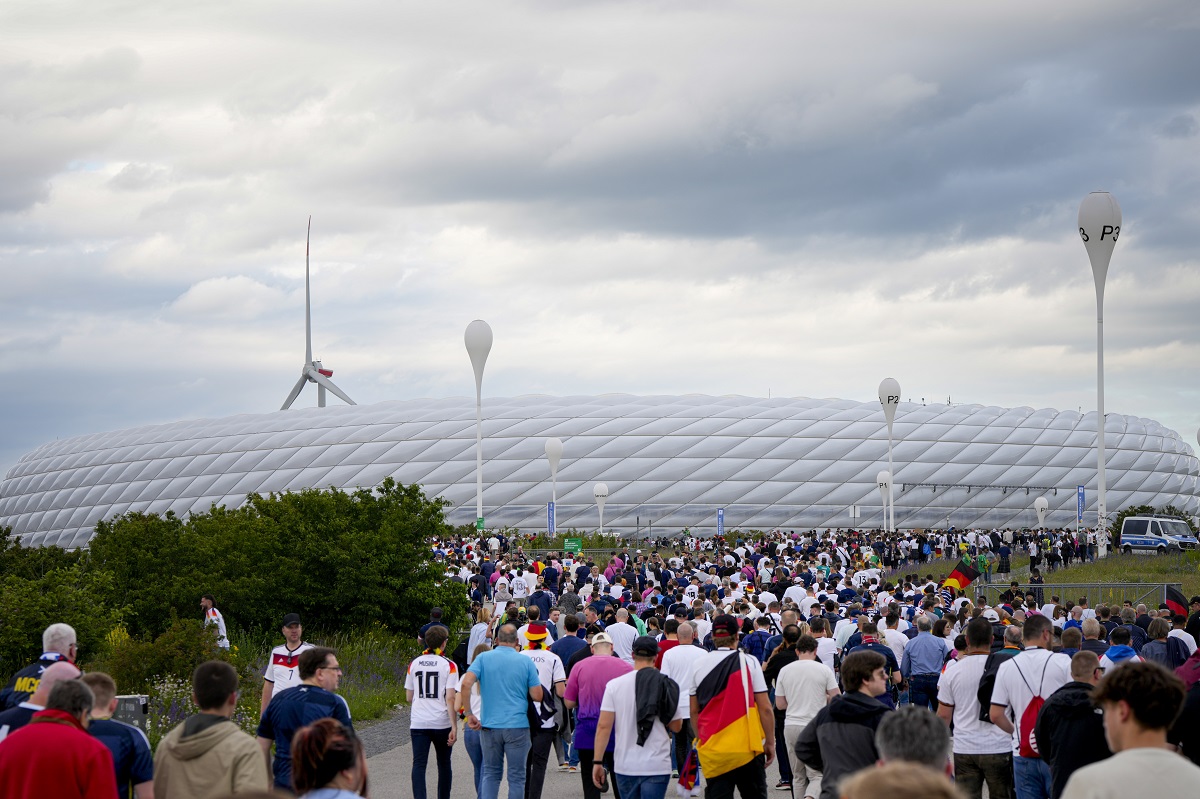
[89,616,228,695]
[0,535,125,675]
[86,478,467,639]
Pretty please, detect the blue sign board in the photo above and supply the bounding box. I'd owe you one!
[1076,486,1085,522]
[548,501,556,534]
[717,508,725,538]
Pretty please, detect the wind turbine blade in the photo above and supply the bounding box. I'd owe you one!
[280,375,308,410]
[305,216,312,364]
[307,369,356,406]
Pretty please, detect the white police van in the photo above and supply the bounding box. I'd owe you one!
[1117,516,1198,555]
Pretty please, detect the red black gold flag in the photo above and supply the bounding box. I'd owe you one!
[1167,586,1189,618]
[694,652,764,778]
[942,557,981,592]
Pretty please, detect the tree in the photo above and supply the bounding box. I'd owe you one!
[86,479,467,639]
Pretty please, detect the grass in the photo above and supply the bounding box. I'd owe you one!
[1036,550,1200,598]
[881,553,1031,584]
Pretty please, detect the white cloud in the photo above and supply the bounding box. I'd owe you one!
[0,0,1198,475]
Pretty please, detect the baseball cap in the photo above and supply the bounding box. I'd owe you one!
[631,636,659,658]
[591,632,614,646]
[982,609,1000,622]
[282,613,301,627]
[711,614,741,637]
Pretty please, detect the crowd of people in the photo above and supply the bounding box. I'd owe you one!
[423,527,1200,799]
[3,523,1199,799]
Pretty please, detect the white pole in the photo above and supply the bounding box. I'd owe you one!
[465,321,493,530]
[1079,192,1120,557]
[545,438,563,534]
[887,430,895,534]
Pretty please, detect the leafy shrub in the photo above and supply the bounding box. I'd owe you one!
[0,544,125,675]
[91,616,227,695]
[86,478,467,639]
[144,675,260,750]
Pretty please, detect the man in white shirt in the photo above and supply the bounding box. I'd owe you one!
[659,622,700,775]
[808,618,838,670]
[592,636,684,799]
[605,609,639,664]
[775,636,839,799]
[989,614,1071,799]
[937,617,1014,799]
[1061,660,1200,798]
[521,625,567,799]
[261,613,315,713]
[200,594,230,649]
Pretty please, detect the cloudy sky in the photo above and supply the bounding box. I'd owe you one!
[2,1,1198,475]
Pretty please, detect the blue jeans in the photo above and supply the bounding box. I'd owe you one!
[908,674,940,711]
[1013,755,1052,799]
[615,773,670,799]
[464,727,484,796]
[480,726,531,799]
[411,728,453,799]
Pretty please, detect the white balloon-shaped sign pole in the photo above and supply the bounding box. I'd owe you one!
[878,378,901,533]
[1034,496,1049,529]
[1079,192,1121,557]
[465,320,493,530]
[545,437,563,532]
[594,482,609,536]
[876,470,892,532]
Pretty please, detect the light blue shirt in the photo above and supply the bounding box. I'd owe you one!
[901,631,948,677]
[468,645,539,728]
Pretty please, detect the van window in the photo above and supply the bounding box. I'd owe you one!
[1150,521,1163,536]
[1123,519,1148,537]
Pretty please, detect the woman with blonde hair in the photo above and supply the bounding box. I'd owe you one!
[467,605,492,665]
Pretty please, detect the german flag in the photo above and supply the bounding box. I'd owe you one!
[1167,586,1189,618]
[942,557,981,592]
[694,652,764,778]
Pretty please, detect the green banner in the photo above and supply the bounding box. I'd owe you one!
[563,537,583,553]
[476,517,485,531]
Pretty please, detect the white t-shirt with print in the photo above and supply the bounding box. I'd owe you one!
[521,648,566,730]
[405,652,460,730]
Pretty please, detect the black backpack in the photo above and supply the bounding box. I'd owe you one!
[977,649,1020,722]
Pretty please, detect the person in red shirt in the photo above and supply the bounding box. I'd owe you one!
[0,678,118,799]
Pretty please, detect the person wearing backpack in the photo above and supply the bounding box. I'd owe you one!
[988,614,1071,799]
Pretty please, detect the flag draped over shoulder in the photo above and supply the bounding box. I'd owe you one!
[942,557,981,592]
[694,652,764,779]
[1167,586,1188,618]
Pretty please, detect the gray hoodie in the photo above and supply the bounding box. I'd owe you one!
[153,714,269,799]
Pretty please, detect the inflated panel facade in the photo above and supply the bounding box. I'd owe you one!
[1,395,1196,548]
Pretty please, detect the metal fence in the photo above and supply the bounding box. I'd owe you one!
[975,582,1182,609]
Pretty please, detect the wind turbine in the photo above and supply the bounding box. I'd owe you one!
[280,217,356,410]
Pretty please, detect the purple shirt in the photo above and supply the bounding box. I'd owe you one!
[564,655,632,750]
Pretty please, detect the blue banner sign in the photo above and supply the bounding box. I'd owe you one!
[1077,486,1085,522]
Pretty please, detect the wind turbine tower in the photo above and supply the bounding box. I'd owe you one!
[281,217,356,410]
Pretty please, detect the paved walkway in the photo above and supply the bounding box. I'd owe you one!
[366,717,593,799]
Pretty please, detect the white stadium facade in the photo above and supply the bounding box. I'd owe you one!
[0,394,1197,549]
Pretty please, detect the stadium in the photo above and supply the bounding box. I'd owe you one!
[0,394,1196,549]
